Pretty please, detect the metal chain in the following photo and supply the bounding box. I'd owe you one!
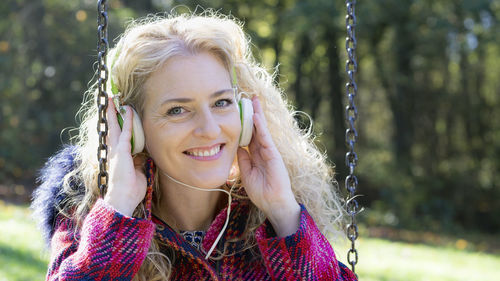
[97,0,109,195]
[345,0,360,275]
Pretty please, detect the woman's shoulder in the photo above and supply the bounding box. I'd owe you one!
[31,145,84,246]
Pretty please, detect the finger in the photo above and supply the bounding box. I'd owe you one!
[252,96,272,145]
[118,106,133,150]
[252,111,275,151]
[106,97,121,147]
[237,147,252,177]
[247,126,264,164]
[252,95,267,120]
[250,113,279,163]
[135,164,147,181]
[136,166,147,181]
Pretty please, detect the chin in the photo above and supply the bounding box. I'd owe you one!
[195,178,228,189]
[188,171,230,189]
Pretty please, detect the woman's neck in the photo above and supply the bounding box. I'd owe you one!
[154,173,225,231]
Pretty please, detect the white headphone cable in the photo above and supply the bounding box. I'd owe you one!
[161,171,236,260]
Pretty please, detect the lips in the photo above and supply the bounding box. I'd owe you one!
[183,143,225,157]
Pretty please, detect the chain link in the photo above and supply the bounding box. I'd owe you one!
[97,0,109,195]
[344,0,360,275]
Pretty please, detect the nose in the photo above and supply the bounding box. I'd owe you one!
[193,108,221,139]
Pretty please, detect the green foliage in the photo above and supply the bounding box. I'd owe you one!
[1,0,499,234]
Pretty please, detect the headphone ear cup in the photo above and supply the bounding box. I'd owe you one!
[116,105,145,155]
[238,98,254,147]
[130,108,145,155]
[111,62,145,154]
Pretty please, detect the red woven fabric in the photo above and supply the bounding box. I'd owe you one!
[47,198,356,280]
[46,158,356,280]
[47,199,155,280]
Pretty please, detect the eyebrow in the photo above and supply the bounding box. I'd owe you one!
[160,88,234,106]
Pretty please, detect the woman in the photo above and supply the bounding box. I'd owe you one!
[32,11,357,281]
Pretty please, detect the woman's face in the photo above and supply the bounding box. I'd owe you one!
[142,52,241,188]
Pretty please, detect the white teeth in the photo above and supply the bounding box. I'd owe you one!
[187,145,221,157]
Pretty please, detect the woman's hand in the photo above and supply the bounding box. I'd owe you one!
[104,98,147,217]
[237,96,301,237]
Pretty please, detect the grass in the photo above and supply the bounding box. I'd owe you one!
[1,200,498,281]
[334,238,499,281]
[0,200,49,281]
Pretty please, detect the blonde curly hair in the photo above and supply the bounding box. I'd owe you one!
[60,10,346,280]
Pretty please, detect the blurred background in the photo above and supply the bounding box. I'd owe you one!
[0,0,499,280]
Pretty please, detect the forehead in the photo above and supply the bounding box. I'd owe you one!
[144,52,232,105]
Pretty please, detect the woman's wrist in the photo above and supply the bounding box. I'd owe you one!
[103,195,135,217]
[265,202,301,237]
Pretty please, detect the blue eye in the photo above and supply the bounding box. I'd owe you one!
[215,99,233,108]
[167,107,185,116]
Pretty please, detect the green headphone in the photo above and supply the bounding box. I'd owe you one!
[232,67,254,147]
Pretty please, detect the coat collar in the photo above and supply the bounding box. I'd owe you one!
[151,198,250,260]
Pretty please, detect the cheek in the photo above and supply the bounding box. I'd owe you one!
[144,122,178,157]
[226,111,243,139]
[144,126,185,174]
[151,125,186,151]
[224,116,242,164]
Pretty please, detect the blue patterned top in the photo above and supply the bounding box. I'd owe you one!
[179,230,206,251]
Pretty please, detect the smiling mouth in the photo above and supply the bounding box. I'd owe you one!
[183,144,225,157]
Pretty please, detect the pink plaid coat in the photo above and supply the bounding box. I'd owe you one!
[35,146,357,280]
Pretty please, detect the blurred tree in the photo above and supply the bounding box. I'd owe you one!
[1,0,498,233]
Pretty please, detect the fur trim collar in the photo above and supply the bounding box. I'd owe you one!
[31,145,83,247]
